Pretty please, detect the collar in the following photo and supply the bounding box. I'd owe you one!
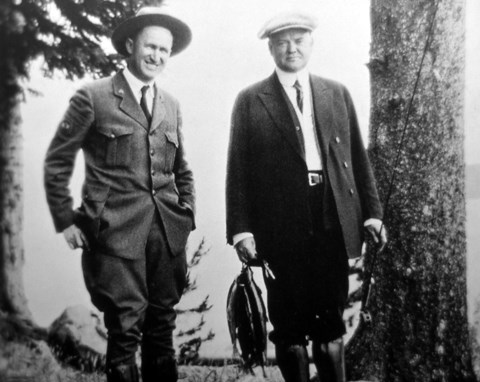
[275,67,310,89]
[123,67,155,98]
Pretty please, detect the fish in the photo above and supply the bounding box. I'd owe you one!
[226,264,268,374]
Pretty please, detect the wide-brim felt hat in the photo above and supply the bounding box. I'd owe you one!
[112,7,192,56]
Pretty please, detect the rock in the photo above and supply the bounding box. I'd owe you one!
[48,305,107,372]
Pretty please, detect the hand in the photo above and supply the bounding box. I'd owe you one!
[235,237,258,263]
[365,220,387,253]
[63,224,90,251]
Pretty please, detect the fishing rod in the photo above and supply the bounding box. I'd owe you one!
[360,0,441,323]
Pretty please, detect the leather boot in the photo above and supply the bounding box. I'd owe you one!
[275,344,310,382]
[106,364,139,382]
[141,355,178,382]
[312,338,346,382]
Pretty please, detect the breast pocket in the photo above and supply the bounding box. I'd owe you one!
[164,130,178,171]
[95,125,134,167]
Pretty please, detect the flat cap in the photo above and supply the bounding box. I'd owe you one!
[258,11,319,39]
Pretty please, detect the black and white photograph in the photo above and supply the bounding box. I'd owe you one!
[1,0,479,381]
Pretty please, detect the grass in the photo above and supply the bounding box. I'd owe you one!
[0,311,285,382]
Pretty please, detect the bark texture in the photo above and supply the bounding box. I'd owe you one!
[346,1,476,381]
[0,4,32,321]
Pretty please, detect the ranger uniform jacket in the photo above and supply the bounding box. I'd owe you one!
[44,71,195,259]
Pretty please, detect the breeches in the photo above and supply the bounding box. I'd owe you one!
[81,212,188,366]
[265,184,349,346]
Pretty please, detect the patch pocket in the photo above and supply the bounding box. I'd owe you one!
[164,130,179,171]
[96,125,134,167]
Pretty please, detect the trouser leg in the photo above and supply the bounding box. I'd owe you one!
[141,304,179,382]
[141,213,188,382]
[312,337,346,382]
[82,251,146,381]
[275,343,310,382]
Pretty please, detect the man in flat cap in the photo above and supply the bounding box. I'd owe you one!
[44,7,195,382]
[226,11,387,382]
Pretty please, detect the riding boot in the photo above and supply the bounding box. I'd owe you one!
[106,364,139,382]
[275,343,310,382]
[312,338,346,382]
[141,355,178,382]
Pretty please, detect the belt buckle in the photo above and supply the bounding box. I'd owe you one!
[308,172,321,186]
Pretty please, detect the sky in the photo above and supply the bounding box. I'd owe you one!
[20,0,480,358]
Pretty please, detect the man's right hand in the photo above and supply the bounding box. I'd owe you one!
[235,236,258,263]
[63,224,90,251]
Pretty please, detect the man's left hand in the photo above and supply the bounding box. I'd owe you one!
[365,220,388,253]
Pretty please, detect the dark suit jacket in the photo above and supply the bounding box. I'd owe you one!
[44,71,195,259]
[226,73,382,260]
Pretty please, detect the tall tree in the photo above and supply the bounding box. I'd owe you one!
[346,0,476,381]
[0,0,141,323]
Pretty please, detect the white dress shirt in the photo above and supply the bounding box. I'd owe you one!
[276,67,322,171]
[123,67,155,114]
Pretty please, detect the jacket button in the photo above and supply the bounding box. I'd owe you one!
[150,149,154,156]
[152,190,156,195]
[336,136,340,143]
[151,170,155,176]
[296,126,301,131]
[60,121,71,130]
[349,189,354,195]
[110,133,115,139]
[343,161,348,168]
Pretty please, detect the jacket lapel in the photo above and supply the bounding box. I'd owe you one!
[310,75,334,161]
[150,84,166,134]
[113,72,149,131]
[258,73,305,161]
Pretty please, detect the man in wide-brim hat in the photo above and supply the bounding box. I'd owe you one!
[112,7,192,57]
[44,6,195,382]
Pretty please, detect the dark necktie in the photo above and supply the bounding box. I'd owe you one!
[293,80,303,113]
[140,85,152,123]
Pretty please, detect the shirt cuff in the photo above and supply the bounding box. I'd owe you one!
[232,232,254,247]
[364,218,383,227]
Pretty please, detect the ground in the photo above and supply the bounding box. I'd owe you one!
[1,312,479,381]
[0,313,283,382]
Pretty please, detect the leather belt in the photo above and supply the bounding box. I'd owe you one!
[308,171,323,186]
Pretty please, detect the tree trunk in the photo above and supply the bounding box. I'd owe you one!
[0,3,33,322]
[346,1,476,381]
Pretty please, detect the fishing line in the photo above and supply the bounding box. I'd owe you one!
[360,0,441,318]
